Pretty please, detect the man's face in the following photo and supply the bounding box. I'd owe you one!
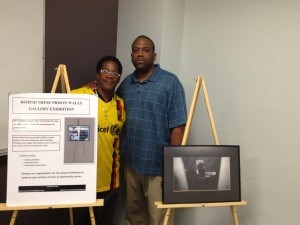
[96,61,120,92]
[131,37,156,73]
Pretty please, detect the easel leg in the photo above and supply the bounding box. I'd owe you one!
[69,208,74,225]
[231,206,239,225]
[89,207,96,225]
[9,210,18,225]
[163,208,171,225]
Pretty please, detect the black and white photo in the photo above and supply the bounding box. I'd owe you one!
[163,145,241,204]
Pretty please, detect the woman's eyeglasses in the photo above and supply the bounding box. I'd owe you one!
[100,69,120,78]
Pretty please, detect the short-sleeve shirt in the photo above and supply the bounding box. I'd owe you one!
[116,65,187,176]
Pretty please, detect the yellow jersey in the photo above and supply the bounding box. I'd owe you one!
[71,87,125,192]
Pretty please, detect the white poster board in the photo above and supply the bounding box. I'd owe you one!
[6,93,98,206]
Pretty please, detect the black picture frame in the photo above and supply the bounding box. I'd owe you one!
[163,145,241,204]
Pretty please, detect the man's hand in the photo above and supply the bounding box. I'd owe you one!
[170,125,185,145]
[84,80,97,90]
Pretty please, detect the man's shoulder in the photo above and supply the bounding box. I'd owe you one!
[156,67,182,87]
[155,65,179,80]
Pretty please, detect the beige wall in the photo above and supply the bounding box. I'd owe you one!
[179,1,300,224]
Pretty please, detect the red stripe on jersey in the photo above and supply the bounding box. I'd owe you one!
[116,99,123,121]
[110,138,119,189]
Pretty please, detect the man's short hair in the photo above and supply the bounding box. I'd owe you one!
[132,35,155,52]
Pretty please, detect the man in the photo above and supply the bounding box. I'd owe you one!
[72,56,126,225]
[116,35,187,225]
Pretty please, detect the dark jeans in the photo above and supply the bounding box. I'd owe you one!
[73,188,120,225]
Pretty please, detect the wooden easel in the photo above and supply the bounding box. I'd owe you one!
[51,64,71,94]
[0,65,103,225]
[0,200,103,225]
[156,76,247,225]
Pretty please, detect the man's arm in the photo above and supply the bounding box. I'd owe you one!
[170,125,185,145]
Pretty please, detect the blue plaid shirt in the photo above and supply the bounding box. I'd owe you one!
[116,65,187,176]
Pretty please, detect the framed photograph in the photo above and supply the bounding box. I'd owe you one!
[163,145,241,204]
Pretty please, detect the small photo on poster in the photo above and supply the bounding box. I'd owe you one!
[68,125,90,141]
[64,117,95,164]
